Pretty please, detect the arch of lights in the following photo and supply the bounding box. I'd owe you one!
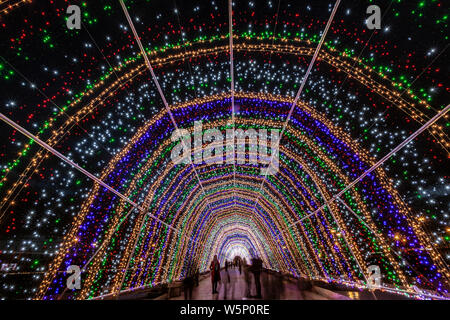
[0,0,448,300]
[31,87,449,300]
[219,241,253,265]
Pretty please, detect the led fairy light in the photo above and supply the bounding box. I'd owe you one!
[3,38,448,225]
[275,159,350,278]
[36,94,450,298]
[278,130,400,282]
[286,104,450,286]
[163,190,282,276]
[174,177,315,275]
[3,37,447,218]
[214,227,270,266]
[203,109,436,284]
[147,131,344,278]
[228,0,238,205]
[0,116,196,299]
[207,223,274,265]
[132,176,300,282]
[27,94,442,298]
[1,0,448,299]
[118,0,215,220]
[0,0,32,15]
[193,196,294,271]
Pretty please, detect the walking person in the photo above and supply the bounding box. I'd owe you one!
[243,258,252,298]
[250,256,263,298]
[238,259,242,275]
[183,265,195,300]
[220,264,231,299]
[209,255,221,294]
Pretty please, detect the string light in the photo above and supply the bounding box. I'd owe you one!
[0,1,448,300]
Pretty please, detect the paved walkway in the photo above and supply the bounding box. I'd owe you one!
[116,268,411,300]
[115,270,410,300]
[169,268,349,300]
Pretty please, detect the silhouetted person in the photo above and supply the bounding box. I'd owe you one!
[195,268,199,287]
[262,271,272,299]
[238,259,242,275]
[209,255,221,294]
[183,265,195,300]
[220,265,231,299]
[273,271,284,299]
[243,258,251,298]
[250,257,263,298]
[297,277,312,300]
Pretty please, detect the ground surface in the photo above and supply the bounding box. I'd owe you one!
[167,268,350,300]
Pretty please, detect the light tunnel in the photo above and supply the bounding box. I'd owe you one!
[0,0,448,301]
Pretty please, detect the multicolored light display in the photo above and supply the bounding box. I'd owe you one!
[0,0,448,300]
